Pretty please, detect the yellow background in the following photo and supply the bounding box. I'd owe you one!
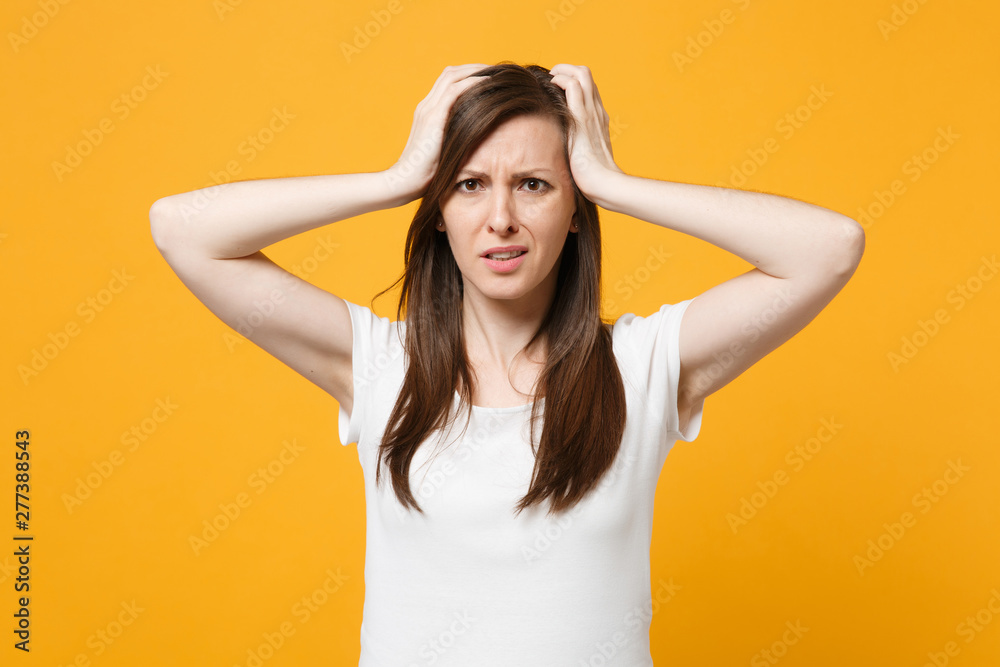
[4,0,999,664]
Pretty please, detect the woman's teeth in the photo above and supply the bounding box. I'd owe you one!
[487,250,524,260]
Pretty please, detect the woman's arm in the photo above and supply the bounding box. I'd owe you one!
[578,174,862,283]
[549,64,865,422]
[148,172,402,415]
[149,64,488,414]
[150,171,415,259]
[592,173,863,411]
[152,61,489,256]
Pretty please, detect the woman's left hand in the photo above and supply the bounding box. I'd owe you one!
[549,64,624,206]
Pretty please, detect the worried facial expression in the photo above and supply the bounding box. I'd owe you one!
[438,114,578,306]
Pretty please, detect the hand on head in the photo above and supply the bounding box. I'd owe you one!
[385,62,623,209]
[548,63,624,204]
[384,64,490,203]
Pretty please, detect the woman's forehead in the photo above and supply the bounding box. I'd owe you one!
[460,115,567,173]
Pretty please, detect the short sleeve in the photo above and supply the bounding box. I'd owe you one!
[613,298,704,443]
[336,300,404,446]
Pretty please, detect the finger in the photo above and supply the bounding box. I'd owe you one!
[445,63,492,81]
[551,65,596,102]
[575,66,606,121]
[440,70,490,106]
[443,74,488,105]
[553,66,611,133]
[592,81,605,114]
[419,65,490,116]
[549,72,588,122]
[426,64,490,99]
[551,70,598,122]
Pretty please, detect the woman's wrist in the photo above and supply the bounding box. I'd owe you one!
[579,166,630,212]
[381,164,428,208]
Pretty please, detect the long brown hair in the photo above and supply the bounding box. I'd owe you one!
[372,62,626,517]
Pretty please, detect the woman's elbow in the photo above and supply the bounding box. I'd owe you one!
[149,197,181,251]
[827,215,866,278]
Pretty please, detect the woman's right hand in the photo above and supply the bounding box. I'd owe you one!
[383,64,490,204]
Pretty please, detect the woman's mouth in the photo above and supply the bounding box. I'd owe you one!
[482,250,527,272]
[485,250,524,261]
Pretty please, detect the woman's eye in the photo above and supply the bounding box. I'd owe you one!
[456,178,548,192]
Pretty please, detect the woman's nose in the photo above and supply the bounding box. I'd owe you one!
[486,187,519,234]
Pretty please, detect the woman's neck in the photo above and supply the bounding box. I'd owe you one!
[460,287,552,376]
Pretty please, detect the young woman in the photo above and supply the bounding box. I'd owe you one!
[151,62,864,665]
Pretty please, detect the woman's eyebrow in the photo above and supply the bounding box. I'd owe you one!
[457,168,556,179]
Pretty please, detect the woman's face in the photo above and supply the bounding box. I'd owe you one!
[438,114,578,308]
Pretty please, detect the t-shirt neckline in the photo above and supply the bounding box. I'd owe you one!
[453,389,543,413]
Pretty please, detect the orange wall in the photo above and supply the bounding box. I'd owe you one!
[4,0,999,665]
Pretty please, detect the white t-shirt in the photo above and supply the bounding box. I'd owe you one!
[337,298,704,667]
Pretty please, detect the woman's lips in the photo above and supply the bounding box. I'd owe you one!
[481,251,527,273]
